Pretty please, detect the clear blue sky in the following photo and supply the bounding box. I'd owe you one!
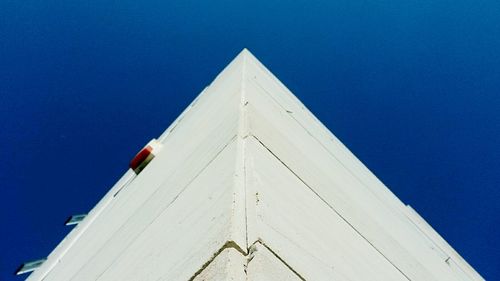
[1,1,499,280]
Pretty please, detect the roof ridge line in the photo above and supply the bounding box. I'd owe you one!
[228,48,251,253]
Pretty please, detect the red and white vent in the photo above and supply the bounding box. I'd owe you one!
[129,139,162,174]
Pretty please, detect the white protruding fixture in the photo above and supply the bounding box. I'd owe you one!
[24,49,483,280]
[15,259,46,276]
[64,214,87,226]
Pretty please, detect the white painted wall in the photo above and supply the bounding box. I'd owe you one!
[26,49,483,281]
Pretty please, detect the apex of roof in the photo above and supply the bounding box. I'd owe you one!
[26,49,483,281]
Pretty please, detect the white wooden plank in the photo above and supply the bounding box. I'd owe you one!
[244,75,461,280]
[245,55,409,217]
[94,140,240,281]
[28,51,248,281]
[245,137,407,280]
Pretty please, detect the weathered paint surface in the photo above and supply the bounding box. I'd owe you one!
[26,49,483,281]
